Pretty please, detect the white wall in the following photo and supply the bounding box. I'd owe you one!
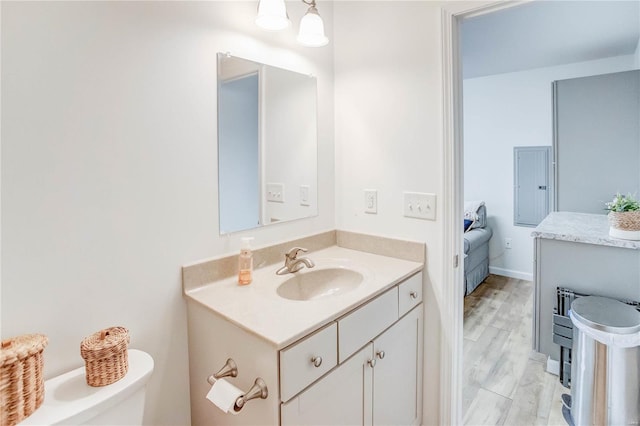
[463,54,638,279]
[333,2,443,424]
[1,2,334,424]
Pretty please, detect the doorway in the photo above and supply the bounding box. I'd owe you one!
[443,1,640,423]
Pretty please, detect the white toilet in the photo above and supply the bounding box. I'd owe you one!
[20,349,154,425]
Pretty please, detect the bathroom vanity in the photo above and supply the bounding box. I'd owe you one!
[532,212,640,363]
[183,232,424,425]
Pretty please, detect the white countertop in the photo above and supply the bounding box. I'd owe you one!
[531,211,640,250]
[184,245,423,349]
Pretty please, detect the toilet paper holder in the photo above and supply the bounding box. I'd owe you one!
[207,358,238,383]
[206,358,268,412]
[233,378,268,411]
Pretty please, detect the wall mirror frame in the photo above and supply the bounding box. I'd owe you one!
[217,53,319,235]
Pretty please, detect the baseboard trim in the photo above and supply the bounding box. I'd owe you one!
[489,266,533,281]
[546,357,560,376]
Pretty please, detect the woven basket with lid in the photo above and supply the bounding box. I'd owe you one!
[0,334,48,426]
[80,327,129,387]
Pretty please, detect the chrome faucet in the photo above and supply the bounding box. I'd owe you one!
[276,247,316,275]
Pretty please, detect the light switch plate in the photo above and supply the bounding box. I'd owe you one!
[364,189,377,214]
[300,185,310,206]
[266,183,285,203]
[403,192,436,220]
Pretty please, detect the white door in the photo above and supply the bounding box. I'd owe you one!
[372,307,423,426]
[281,343,374,426]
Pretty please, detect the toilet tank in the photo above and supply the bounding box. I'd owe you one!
[19,349,154,425]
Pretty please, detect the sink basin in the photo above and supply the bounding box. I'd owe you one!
[276,267,365,301]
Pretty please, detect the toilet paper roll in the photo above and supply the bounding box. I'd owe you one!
[206,378,243,414]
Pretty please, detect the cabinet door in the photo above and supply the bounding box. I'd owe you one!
[372,306,423,426]
[281,343,374,426]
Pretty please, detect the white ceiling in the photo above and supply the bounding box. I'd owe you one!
[461,0,640,79]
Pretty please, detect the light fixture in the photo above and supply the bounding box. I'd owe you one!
[255,0,329,47]
[255,0,291,31]
[297,0,329,47]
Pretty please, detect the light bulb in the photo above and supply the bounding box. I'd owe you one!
[255,0,291,31]
[297,5,329,47]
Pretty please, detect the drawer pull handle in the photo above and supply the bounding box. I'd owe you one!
[376,350,385,360]
[410,291,418,299]
[311,356,323,368]
[367,358,376,368]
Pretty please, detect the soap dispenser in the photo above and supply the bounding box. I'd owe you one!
[238,237,254,285]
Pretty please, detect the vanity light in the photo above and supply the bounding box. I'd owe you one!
[255,0,329,47]
[297,0,329,47]
[255,0,291,31]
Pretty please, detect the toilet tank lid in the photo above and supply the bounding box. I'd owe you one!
[19,349,154,425]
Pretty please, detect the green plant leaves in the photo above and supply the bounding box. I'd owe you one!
[605,193,640,212]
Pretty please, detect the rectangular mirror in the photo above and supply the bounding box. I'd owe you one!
[217,53,318,234]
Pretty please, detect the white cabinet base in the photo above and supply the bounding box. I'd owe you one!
[186,272,424,425]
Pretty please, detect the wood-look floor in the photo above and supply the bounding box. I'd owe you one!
[463,275,569,426]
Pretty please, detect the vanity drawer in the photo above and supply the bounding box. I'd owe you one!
[280,322,337,402]
[337,287,398,363]
[398,272,423,317]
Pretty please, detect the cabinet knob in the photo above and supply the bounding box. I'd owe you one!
[367,358,376,368]
[311,356,322,368]
[376,350,385,360]
[410,291,418,299]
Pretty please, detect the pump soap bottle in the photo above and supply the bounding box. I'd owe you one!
[238,237,254,285]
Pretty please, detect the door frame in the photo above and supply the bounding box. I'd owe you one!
[440,1,532,424]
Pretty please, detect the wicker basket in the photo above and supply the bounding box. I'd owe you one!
[80,327,129,387]
[608,210,640,231]
[0,334,48,426]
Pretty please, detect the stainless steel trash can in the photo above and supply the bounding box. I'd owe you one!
[569,296,640,426]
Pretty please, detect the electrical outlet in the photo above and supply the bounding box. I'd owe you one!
[266,183,285,203]
[505,238,512,249]
[364,189,377,214]
[403,192,436,220]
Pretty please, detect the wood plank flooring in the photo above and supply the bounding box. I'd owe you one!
[463,275,569,426]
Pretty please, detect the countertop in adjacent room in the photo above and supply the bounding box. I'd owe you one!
[531,211,640,250]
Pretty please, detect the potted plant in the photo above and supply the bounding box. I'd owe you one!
[605,193,640,240]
